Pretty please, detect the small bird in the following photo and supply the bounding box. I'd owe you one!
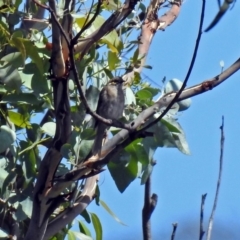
[92,77,125,156]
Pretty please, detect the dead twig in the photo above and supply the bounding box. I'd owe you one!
[171,223,178,240]
[199,193,207,240]
[142,172,158,240]
[206,116,225,240]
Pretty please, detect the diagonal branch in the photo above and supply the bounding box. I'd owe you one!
[84,57,240,168]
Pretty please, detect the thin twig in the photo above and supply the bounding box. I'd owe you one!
[199,193,207,240]
[32,0,70,48]
[142,172,158,240]
[206,116,225,240]
[171,223,178,240]
[72,0,102,45]
[140,0,205,133]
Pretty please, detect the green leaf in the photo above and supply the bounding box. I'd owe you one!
[164,78,191,111]
[100,200,127,226]
[2,93,40,105]
[78,221,92,236]
[172,131,190,155]
[26,123,42,142]
[0,156,8,168]
[108,51,119,70]
[0,168,8,192]
[86,85,100,110]
[20,62,51,95]
[77,139,94,161]
[1,52,24,68]
[0,125,16,153]
[90,212,102,240]
[67,230,76,240]
[1,168,15,198]
[71,231,93,240]
[10,36,26,61]
[80,209,91,224]
[15,197,33,220]
[136,89,152,100]
[0,63,22,90]
[143,87,160,98]
[161,118,181,133]
[74,14,120,50]
[19,141,37,177]
[60,144,73,160]
[95,185,100,206]
[8,111,31,128]
[125,140,148,165]
[143,65,153,69]
[41,122,56,136]
[141,163,153,185]
[21,39,44,74]
[142,136,158,161]
[108,152,139,192]
[81,128,95,140]
[132,48,139,63]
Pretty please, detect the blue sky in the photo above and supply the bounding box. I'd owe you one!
[79,1,240,240]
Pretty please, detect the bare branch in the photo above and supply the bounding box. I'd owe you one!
[158,0,182,30]
[72,0,102,45]
[123,0,166,83]
[171,223,178,240]
[140,0,205,133]
[206,116,225,240]
[142,172,158,240]
[199,193,207,240]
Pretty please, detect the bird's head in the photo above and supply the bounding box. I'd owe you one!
[108,77,125,86]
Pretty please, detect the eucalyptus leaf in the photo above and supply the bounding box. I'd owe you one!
[141,163,153,185]
[8,111,31,128]
[0,125,16,153]
[90,213,102,240]
[67,230,76,240]
[71,231,93,240]
[78,221,92,238]
[108,156,139,193]
[41,122,56,136]
[100,200,126,225]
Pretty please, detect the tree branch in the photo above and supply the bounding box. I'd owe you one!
[199,193,207,240]
[171,223,178,240]
[206,116,225,240]
[84,57,240,168]
[140,0,205,133]
[142,172,158,240]
[44,175,99,239]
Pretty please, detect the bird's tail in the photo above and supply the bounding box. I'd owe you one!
[92,123,106,156]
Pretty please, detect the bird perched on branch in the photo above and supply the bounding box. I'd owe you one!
[92,77,125,156]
